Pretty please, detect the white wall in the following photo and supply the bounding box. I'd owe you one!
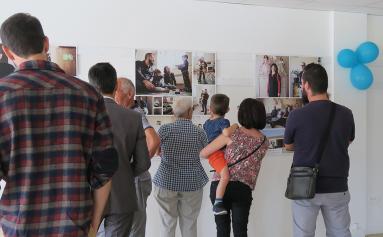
[0,0,375,236]
[331,12,368,236]
[366,15,383,235]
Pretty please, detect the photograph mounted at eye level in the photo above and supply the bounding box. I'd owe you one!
[0,0,381,237]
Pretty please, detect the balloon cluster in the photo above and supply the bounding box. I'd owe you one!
[337,41,379,90]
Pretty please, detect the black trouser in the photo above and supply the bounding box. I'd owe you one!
[210,181,253,237]
[182,71,191,91]
[202,101,208,114]
[199,70,206,83]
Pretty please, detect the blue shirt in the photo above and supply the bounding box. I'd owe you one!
[284,100,355,193]
[203,117,230,143]
[153,119,208,192]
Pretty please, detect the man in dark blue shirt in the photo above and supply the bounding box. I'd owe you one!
[177,54,191,92]
[284,63,355,237]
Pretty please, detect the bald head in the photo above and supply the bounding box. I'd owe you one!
[115,77,136,108]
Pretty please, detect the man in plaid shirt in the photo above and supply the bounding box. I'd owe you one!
[0,13,119,236]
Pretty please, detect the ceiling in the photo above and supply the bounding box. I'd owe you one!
[196,0,383,15]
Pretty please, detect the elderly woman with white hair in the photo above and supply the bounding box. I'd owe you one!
[153,97,208,237]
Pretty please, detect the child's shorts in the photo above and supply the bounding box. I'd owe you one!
[208,150,227,173]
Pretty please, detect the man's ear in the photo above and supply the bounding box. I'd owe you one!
[43,37,50,54]
[2,45,15,61]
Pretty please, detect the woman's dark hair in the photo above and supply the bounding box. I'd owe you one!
[238,98,266,130]
[0,13,45,58]
[88,62,117,94]
[302,63,328,95]
[269,63,279,77]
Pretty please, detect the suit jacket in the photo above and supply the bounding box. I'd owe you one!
[103,97,150,214]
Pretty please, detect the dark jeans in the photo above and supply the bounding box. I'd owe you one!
[182,71,191,91]
[199,71,206,83]
[210,181,253,237]
[202,101,208,114]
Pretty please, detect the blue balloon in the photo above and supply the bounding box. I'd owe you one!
[337,49,358,68]
[356,41,379,64]
[350,64,373,90]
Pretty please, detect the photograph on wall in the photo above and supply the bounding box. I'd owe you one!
[255,55,289,98]
[135,49,192,96]
[163,96,174,115]
[153,96,163,109]
[289,56,322,97]
[258,98,303,128]
[51,46,77,76]
[136,96,153,115]
[193,52,216,85]
[0,44,15,78]
[192,85,216,116]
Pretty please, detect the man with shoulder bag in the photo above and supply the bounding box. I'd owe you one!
[284,63,355,237]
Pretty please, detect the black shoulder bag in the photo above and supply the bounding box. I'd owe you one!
[210,136,266,172]
[285,102,336,200]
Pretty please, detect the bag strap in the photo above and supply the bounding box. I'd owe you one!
[228,136,266,168]
[209,136,266,173]
[314,102,337,168]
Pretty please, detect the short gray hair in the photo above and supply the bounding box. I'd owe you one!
[173,97,192,118]
[118,77,135,94]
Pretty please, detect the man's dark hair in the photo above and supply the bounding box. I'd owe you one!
[302,63,328,95]
[238,98,266,130]
[210,94,229,116]
[88,63,117,94]
[144,53,153,60]
[183,55,188,59]
[0,13,45,57]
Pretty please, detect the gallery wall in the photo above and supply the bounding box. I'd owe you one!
[0,0,378,236]
[366,15,383,235]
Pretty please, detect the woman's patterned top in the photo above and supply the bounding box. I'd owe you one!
[213,128,269,190]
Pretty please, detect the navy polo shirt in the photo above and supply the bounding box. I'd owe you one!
[284,100,355,193]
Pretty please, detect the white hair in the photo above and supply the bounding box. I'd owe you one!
[118,77,135,94]
[173,97,192,118]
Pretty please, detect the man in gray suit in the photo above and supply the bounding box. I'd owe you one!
[89,63,151,237]
[115,77,160,237]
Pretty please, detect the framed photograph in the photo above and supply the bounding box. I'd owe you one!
[255,55,289,98]
[289,56,322,97]
[135,49,192,96]
[153,97,163,108]
[51,46,77,76]
[193,52,216,85]
[162,96,174,115]
[0,44,15,78]
[192,85,216,116]
[136,96,153,115]
[258,98,303,128]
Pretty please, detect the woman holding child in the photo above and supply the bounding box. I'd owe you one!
[201,98,269,237]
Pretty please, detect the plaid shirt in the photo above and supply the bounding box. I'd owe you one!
[153,118,208,192]
[0,60,118,236]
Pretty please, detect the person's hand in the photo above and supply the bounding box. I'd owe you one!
[143,80,155,90]
[88,225,97,237]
